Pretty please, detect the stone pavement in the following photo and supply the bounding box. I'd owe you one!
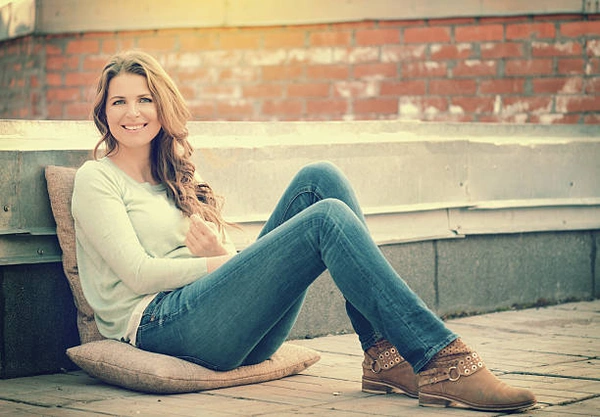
[0,300,598,416]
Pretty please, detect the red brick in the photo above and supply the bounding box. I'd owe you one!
[219,67,259,82]
[533,14,581,22]
[262,65,303,81]
[65,72,98,87]
[583,114,600,123]
[242,84,283,98]
[588,58,600,74]
[262,100,303,115]
[65,102,91,118]
[287,83,330,97]
[429,17,476,26]
[355,29,401,45]
[430,79,477,95]
[378,19,426,27]
[353,63,397,78]
[503,97,553,114]
[180,34,217,51]
[430,44,473,60]
[560,21,600,38]
[557,58,585,74]
[532,77,583,94]
[219,32,262,49]
[398,97,448,117]
[216,101,254,116]
[334,21,377,30]
[137,36,177,51]
[333,80,377,98]
[530,113,581,124]
[585,77,600,93]
[505,59,553,76]
[404,26,451,43]
[480,42,524,59]
[306,65,349,80]
[332,47,379,64]
[480,79,525,94]
[306,99,348,114]
[46,102,63,119]
[453,60,497,77]
[381,45,427,62]
[264,31,306,48]
[354,98,398,114]
[309,31,352,46]
[66,39,100,54]
[506,23,555,40]
[380,80,426,96]
[45,44,63,55]
[402,61,447,78]
[455,25,503,42]
[47,88,80,102]
[451,96,496,113]
[587,39,600,57]
[45,56,79,71]
[188,102,215,119]
[83,55,111,71]
[556,95,600,113]
[532,41,582,57]
[46,73,62,86]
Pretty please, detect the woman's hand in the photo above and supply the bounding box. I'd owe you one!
[185,214,229,258]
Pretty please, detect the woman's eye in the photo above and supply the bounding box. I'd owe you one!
[112,99,125,105]
[140,97,152,103]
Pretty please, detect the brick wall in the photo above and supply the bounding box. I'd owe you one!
[1,14,599,123]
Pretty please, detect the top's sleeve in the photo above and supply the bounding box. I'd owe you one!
[72,163,209,295]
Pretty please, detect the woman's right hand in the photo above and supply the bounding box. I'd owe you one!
[185,214,229,258]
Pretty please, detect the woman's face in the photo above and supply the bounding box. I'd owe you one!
[105,72,162,155]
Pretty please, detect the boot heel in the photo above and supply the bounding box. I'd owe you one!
[419,393,452,407]
[362,378,392,394]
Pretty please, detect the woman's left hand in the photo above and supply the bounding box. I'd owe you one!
[185,214,229,257]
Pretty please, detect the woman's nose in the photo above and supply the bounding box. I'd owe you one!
[127,103,140,117]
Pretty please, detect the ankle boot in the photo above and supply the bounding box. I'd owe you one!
[362,339,419,398]
[418,339,536,412]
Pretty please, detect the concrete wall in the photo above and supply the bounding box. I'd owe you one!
[0,119,599,377]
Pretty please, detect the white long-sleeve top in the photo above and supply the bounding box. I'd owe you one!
[72,157,234,343]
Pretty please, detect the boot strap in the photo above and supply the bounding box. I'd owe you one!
[418,352,485,387]
[367,345,405,373]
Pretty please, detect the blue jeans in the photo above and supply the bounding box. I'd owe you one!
[136,162,456,372]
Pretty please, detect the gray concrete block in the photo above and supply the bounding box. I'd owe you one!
[290,241,437,339]
[0,263,79,378]
[436,231,594,317]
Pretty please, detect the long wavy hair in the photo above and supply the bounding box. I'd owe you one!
[92,50,225,226]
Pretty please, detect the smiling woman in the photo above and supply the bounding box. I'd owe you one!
[69,50,536,412]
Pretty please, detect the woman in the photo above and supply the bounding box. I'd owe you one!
[72,50,536,412]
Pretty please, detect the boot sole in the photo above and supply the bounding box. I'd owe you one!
[362,377,418,399]
[419,392,536,412]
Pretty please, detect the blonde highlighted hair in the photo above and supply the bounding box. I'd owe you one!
[92,50,225,226]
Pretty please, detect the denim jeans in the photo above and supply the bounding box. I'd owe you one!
[136,161,456,372]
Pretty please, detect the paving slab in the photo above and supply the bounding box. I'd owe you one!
[0,300,598,416]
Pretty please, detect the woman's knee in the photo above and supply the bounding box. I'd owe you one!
[298,161,344,184]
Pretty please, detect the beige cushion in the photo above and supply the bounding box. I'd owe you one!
[45,165,321,393]
[45,165,104,344]
[67,340,320,394]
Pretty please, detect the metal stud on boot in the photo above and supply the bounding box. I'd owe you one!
[418,339,536,412]
[362,340,419,398]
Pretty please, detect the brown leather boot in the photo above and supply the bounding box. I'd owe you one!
[362,339,419,398]
[418,339,536,412]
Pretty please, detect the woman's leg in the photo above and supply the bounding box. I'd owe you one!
[136,195,454,372]
[245,161,383,363]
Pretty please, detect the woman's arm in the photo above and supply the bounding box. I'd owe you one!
[72,163,210,295]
